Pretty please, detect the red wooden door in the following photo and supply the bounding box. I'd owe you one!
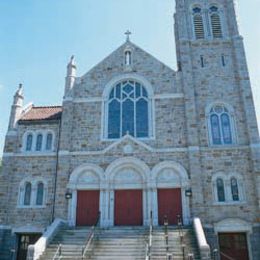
[115,190,143,226]
[219,233,249,260]
[76,190,100,226]
[157,188,182,225]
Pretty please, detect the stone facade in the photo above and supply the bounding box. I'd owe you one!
[0,0,259,259]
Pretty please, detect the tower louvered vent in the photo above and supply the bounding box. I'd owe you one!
[193,7,205,40]
[210,6,223,38]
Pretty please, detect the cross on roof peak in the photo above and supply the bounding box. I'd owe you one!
[125,30,132,41]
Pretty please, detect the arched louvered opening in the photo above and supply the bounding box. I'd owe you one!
[210,6,223,38]
[193,7,205,39]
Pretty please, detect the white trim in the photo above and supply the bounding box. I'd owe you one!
[12,226,44,234]
[214,218,252,234]
[63,94,184,103]
[154,93,184,99]
[3,144,254,158]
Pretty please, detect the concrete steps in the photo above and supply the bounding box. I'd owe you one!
[88,227,147,260]
[39,226,92,260]
[150,227,200,260]
[39,225,200,260]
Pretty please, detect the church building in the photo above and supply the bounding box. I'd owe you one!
[0,0,260,259]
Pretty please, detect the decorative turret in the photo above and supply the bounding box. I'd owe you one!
[8,83,24,130]
[64,55,77,97]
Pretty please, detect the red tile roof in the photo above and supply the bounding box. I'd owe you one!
[19,106,62,122]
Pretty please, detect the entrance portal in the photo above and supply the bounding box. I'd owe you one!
[76,190,100,226]
[157,188,182,225]
[114,190,143,226]
[219,233,249,260]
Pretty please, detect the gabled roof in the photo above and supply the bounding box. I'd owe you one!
[19,106,62,122]
[81,40,176,78]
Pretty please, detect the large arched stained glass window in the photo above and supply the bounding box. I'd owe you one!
[108,80,149,139]
[209,105,234,145]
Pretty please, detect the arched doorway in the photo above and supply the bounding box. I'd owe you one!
[67,164,105,226]
[151,161,190,225]
[105,157,150,226]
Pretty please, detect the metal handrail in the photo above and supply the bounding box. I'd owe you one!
[177,214,186,260]
[52,244,62,260]
[145,211,153,260]
[82,212,101,259]
[164,215,169,252]
[220,251,236,260]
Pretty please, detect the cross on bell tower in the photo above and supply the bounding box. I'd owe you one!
[125,30,132,41]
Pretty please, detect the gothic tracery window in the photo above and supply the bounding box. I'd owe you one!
[107,80,150,139]
[209,105,234,145]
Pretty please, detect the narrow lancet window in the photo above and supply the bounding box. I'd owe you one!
[36,182,44,206]
[125,51,132,66]
[26,134,33,151]
[217,178,225,202]
[24,182,32,206]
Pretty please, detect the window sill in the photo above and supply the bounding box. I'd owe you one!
[17,205,46,209]
[101,136,156,142]
[212,201,246,206]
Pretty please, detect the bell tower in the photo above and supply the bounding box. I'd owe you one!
[174,0,260,213]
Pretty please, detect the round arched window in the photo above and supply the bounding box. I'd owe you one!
[107,80,150,139]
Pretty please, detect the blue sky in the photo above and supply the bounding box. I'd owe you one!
[0,0,260,156]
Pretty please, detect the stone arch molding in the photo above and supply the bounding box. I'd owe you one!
[102,73,154,99]
[68,163,105,189]
[214,218,252,234]
[105,157,150,189]
[151,161,189,187]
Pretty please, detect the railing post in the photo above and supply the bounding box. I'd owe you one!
[213,249,218,260]
[164,215,169,252]
[181,244,186,259]
[166,253,173,260]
